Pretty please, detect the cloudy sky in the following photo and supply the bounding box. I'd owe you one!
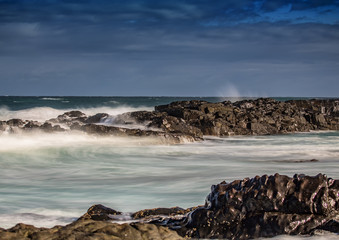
[0,0,338,97]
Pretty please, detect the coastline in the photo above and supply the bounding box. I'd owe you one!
[1,98,339,143]
[0,97,338,239]
[0,173,338,239]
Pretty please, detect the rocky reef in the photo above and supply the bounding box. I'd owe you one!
[1,173,338,240]
[0,98,338,143]
[153,98,339,136]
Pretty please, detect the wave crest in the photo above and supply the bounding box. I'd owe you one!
[0,106,153,122]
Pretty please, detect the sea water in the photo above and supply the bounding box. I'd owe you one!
[0,96,338,239]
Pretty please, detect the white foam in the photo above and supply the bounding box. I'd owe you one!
[0,131,338,234]
[0,131,168,152]
[40,97,64,101]
[0,106,153,122]
[0,208,81,228]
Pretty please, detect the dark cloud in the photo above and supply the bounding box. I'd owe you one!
[0,0,338,96]
[258,0,339,12]
[1,0,337,25]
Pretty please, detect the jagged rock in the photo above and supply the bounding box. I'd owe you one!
[154,98,339,136]
[0,174,337,240]
[1,98,339,142]
[79,204,122,221]
[80,124,200,143]
[62,111,86,118]
[23,121,41,130]
[51,111,87,125]
[132,207,194,219]
[71,174,338,240]
[39,122,65,132]
[6,119,25,127]
[85,113,109,124]
[171,173,339,239]
[315,220,339,233]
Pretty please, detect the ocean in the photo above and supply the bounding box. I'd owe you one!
[0,96,338,239]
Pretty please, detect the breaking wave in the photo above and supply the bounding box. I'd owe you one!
[0,105,153,122]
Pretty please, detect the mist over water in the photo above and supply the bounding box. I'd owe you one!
[0,106,154,122]
[0,97,338,240]
[0,131,338,229]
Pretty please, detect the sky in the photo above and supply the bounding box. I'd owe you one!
[0,0,338,97]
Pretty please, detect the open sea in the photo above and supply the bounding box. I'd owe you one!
[0,96,338,239]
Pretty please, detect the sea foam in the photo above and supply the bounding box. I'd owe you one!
[0,105,153,122]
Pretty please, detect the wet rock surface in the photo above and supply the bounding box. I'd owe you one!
[1,98,338,143]
[155,98,339,136]
[79,204,122,221]
[132,206,200,220]
[167,173,339,239]
[0,174,338,239]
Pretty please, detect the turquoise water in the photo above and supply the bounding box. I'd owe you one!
[0,97,338,240]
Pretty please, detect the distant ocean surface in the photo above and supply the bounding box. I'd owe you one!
[0,96,338,239]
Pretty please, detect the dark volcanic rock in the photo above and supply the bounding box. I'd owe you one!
[114,111,204,139]
[85,113,109,124]
[80,123,200,143]
[171,173,339,239]
[79,204,122,221]
[132,207,197,219]
[23,121,41,130]
[39,122,65,132]
[154,98,339,136]
[6,119,25,127]
[0,174,337,240]
[1,98,339,143]
[62,111,86,118]
[50,111,88,125]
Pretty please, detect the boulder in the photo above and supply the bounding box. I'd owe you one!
[6,119,25,127]
[51,111,87,125]
[174,173,339,239]
[85,113,109,124]
[79,204,122,221]
[132,207,193,219]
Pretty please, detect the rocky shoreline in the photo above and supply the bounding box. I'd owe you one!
[0,173,338,239]
[1,98,339,239]
[0,98,338,144]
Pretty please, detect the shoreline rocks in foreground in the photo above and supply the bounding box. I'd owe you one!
[0,98,338,144]
[0,173,338,240]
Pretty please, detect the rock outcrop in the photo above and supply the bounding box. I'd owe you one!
[154,98,339,136]
[1,98,338,143]
[0,174,338,239]
[171,173,339,239]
